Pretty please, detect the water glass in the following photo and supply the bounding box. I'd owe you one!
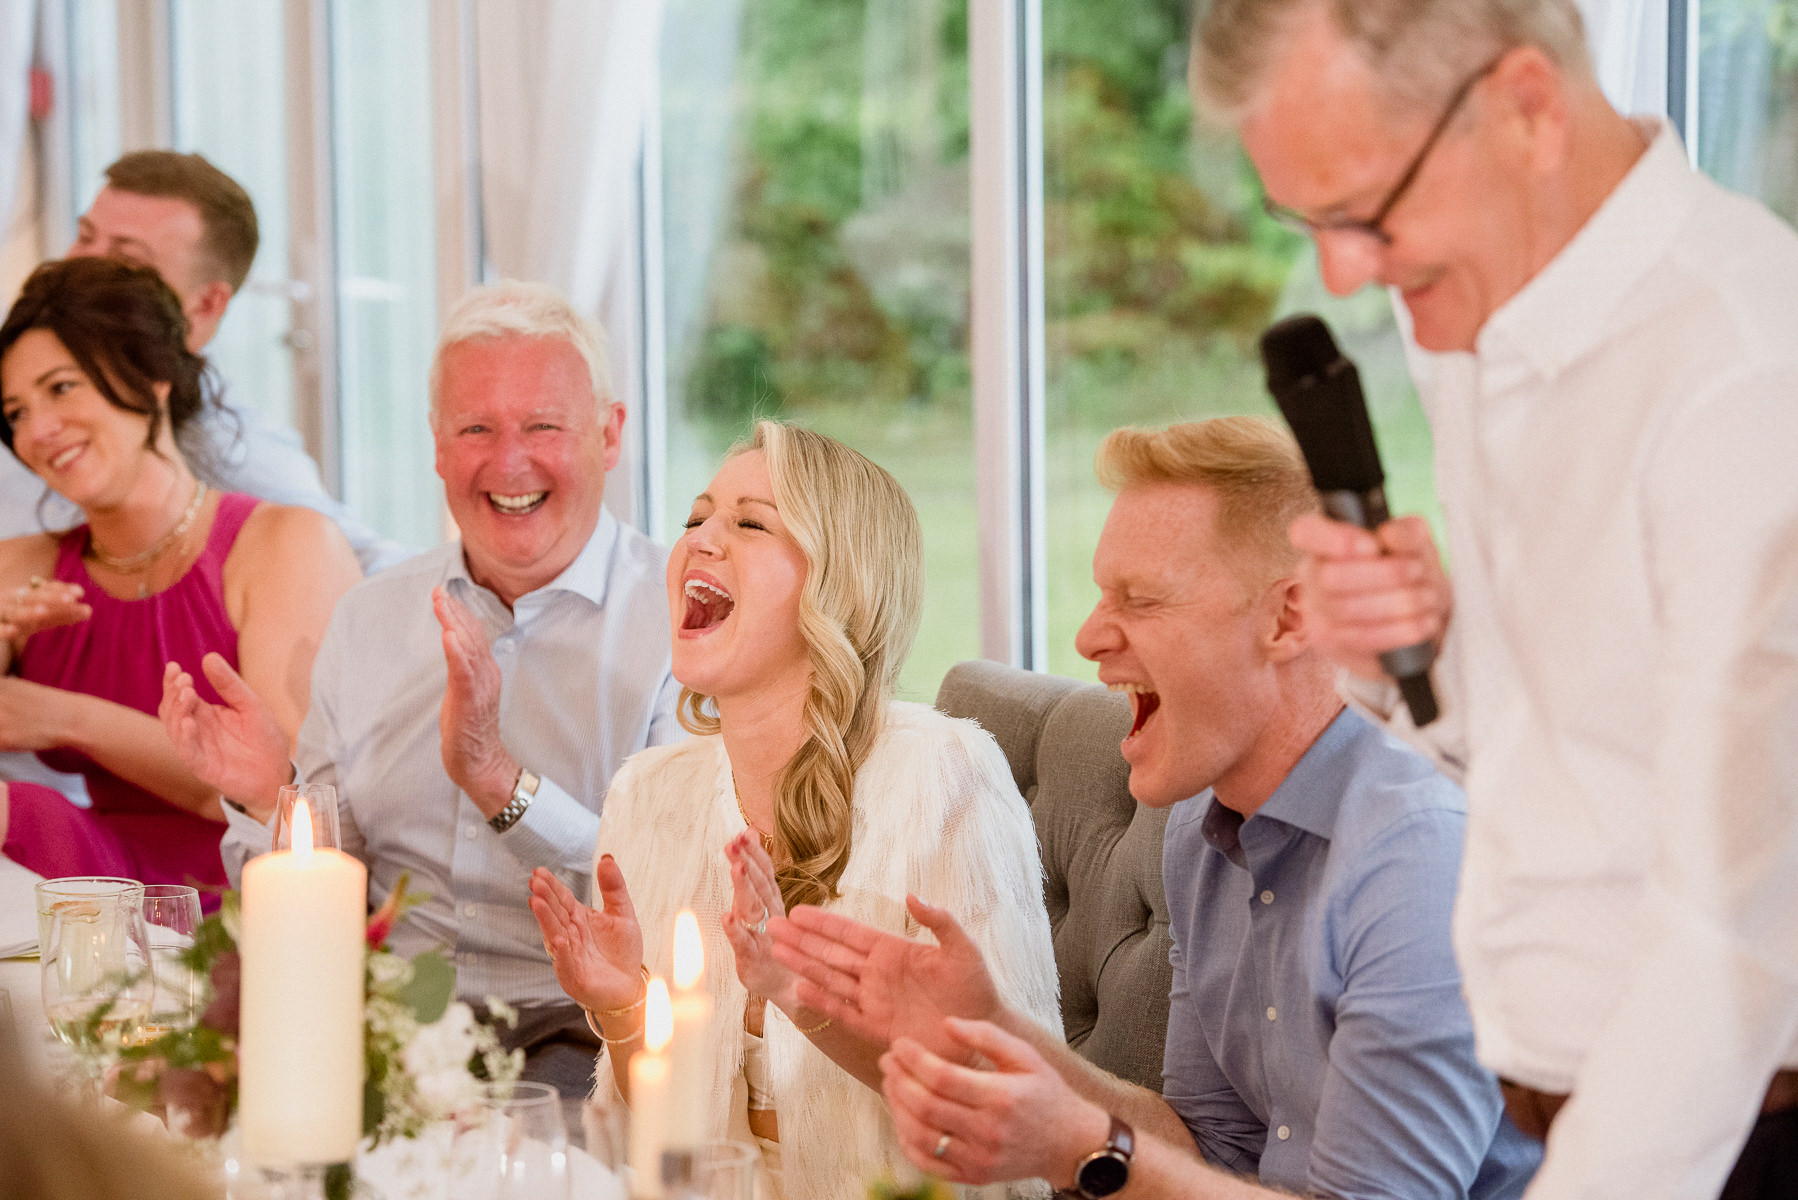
[34,876,144,955]
[136,884,204,1045]
[685,1141,759,1200]
[39,893,154,1098]
[452,1080,571,1200]
[274,783,341,852]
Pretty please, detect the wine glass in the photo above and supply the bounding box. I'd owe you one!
[451,1081,571,1200]
[39,894,154,1099]
[131,884,204,1047]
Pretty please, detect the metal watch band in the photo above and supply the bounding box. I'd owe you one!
[487,767,540,833]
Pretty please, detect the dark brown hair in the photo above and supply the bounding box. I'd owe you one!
[104,150,260,291]
[0,258,213,459]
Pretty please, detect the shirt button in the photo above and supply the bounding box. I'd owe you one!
[462,904,477,918]
[495,636,517,653]
[1260,890,1275,905]
[1266,1006,1278,1022]
[1276,1125,1291,1141]
[464,825,479,840]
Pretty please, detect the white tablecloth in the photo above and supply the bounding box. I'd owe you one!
[0,856,49,1074]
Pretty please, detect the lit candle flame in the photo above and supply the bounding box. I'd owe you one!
[293,797,314,858]
[645,977,673,1053]
[673,910,703,990]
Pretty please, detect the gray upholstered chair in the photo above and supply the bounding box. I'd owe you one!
[935,659,1173,1093]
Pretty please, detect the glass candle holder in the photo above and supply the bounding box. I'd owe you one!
[273,784,342,852]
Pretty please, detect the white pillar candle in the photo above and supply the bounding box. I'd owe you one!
[239,799,368,1166]
[629,977,674,1198]
[666,910,714,1149]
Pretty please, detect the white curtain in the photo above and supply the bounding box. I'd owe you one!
[1577,0,1669,118]
[1,0,39,295]
[473,0,664,528]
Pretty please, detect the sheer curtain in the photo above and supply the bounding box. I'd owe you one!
[0,0,38,296]
[473,0,664,528]
[1578,0,1669,117]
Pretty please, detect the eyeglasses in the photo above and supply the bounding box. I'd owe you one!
[1261,52,1509,247]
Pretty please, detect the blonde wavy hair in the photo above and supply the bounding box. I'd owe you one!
[677,421,923,911]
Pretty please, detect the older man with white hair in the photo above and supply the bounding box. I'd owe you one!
[160,282,680,1095]
[1195,1,1798,1197]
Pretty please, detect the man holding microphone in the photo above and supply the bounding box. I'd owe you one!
[1214,1,1798,1196]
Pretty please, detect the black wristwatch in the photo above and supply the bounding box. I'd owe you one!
[1061,1114,1133,1198]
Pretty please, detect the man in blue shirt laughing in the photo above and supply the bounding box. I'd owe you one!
[770,417,1537,1198]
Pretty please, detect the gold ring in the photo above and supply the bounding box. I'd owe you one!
[27,576,42,590]
[933,1131,952,1159]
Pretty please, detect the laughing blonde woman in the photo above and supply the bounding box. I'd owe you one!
[530,421,1059,1199]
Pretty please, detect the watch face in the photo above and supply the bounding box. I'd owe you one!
[1077,1152,1129,1197]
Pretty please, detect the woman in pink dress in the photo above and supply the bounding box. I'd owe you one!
[0,258,360,904]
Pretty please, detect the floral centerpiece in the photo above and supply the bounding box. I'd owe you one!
[112,875,521,1196]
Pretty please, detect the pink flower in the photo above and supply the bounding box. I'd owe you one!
[203,949,241,1036]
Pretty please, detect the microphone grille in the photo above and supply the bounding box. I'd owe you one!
[1260,314,1341,392]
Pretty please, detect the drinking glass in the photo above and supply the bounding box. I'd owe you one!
[132,884,204,1047]
[675,1141,758,1200]
[39,894,154,1098]
[34,876,144,955]
[451,1080,571,1200]
[274,783,341,852]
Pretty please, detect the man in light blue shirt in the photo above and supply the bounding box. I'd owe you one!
[161,283,681,1096]
[771,418,1536,1198]
[9,149,408,573]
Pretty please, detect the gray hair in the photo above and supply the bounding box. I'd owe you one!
[427,282,613,426]
[1191,0,1591,124]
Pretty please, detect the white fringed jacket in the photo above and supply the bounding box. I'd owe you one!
[593,701,1061,1200]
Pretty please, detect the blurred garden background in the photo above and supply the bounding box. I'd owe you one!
[659,0,1436,695]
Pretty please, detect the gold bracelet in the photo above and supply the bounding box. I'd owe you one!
[594,965,651,1018]
[793,1014,832,1036]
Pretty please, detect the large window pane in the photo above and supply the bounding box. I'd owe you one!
[330,0,441,550]
[660,0,976,700]
[170,0,296,432]
[1040,0,1439,681]
[1695,0,1798,222]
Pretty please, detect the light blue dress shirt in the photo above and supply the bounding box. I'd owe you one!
[1162,708,1540,1200]
[0,386,411,573]
[220,508,682,1008]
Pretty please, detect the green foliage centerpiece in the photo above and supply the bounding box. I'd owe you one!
[112,875,521,1196]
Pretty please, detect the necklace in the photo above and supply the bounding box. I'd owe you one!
[732,779,778,858]
[90,479,208,574]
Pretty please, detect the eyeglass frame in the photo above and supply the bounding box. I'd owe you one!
[1260,50,1511,247]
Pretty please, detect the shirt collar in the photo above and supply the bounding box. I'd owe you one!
[1475,117,1701,381]
[1198,707,1368,853]
[446,507,621,617]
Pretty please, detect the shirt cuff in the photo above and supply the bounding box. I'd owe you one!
[498,774,599,875]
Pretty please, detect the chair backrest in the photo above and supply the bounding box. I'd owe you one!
[935,659,1172,1092]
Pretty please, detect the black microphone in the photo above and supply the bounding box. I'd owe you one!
[1259,313,1439,727]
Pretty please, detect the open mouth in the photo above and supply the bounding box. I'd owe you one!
[682,577,735,632]
[1109,682,1161,739]
[488,491,547,515]
[48,445,83,471]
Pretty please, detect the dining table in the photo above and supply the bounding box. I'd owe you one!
[0,855,628,1199]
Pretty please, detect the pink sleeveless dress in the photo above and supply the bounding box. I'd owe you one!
[1,493,259,908]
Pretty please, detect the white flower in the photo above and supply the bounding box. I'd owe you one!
[400,1002,486,1120]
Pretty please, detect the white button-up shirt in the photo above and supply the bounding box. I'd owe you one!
[222,508,682,1007]
[1360,121,1798,1199]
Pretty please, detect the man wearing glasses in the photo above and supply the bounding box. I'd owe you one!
[1218,2,1798,1199]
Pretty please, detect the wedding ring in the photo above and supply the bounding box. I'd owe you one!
[933,1131,953,1160]
[27,575,41,590]
[749,901,770,936]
